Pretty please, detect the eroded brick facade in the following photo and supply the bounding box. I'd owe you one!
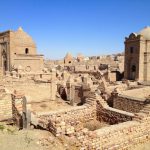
[0,27,44,74]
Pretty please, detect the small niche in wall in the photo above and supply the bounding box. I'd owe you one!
[25,48,29,54]
[130,47,134,53]
[40,74,42,78]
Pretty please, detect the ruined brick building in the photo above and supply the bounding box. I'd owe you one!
[0,27,44,74]
[64,52,73,64]
[124,26,150,82]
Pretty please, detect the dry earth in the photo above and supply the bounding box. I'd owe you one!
[6,84,51,102]
[0,123,78,150]
[31,99,71,112]
[0,123,150,150]
[121,87,150,99]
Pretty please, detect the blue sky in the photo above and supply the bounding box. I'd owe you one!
[0,0,150,59]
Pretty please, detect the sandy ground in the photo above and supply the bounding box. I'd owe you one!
[0,124,150,150]
[133,142,150,150]
[6,83,72,112]
[0,124,78,150]
[6,84,51,102]
[31,98,71,112]
[121,86,150,99]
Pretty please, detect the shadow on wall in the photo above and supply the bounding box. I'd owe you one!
[116,71,124,81]
[58,85,67,101]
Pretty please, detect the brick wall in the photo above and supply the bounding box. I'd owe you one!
[75,120,150,149]
[75,103,150,149]
[36,105,96,136]
[0,93,12,121]
[36,93,135,137]
[0,91,24,122]
[35,93,150,149]
[113,94,145,113]
[96,94,134,124]
[12,93,24,117]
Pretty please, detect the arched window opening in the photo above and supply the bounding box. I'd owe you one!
[25,48,29,54]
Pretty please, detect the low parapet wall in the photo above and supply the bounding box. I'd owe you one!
[97,104,134,124]
[113,94,145,113]
[96,94,134,124]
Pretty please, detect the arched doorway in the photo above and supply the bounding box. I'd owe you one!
[130,65,136,80]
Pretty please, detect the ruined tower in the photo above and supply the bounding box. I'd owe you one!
[124,26,150,82]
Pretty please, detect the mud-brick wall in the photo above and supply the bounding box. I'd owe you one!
[12,95,24,117]
[75,119,150,150]
[37,105,96,136]
[96,101,134,124]
[113,94,145,113]
[0,94,12,121]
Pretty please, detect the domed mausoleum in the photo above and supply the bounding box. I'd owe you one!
[0,27,44,74]
[64,52,73,64]
[124,26,150,82]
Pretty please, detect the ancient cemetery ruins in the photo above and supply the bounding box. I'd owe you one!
[0,27,150,149]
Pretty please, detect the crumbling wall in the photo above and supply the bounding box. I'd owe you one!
[37,105,96,136]
[75,120,150,149]
[113,94,145,113]
[36,93,135,137]
[74,86,82,104]
[75,103,150,149]
[35,92,150,149]
[0,90,26,125]
[0,93,12,121]
[12,92,31,129]
[97,103,134,124]
[12,93,24,126]
[96,94,134,124]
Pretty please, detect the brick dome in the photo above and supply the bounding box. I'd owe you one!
[65,52,73,59]
[13,27,36,47]
[138,26,150,40]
